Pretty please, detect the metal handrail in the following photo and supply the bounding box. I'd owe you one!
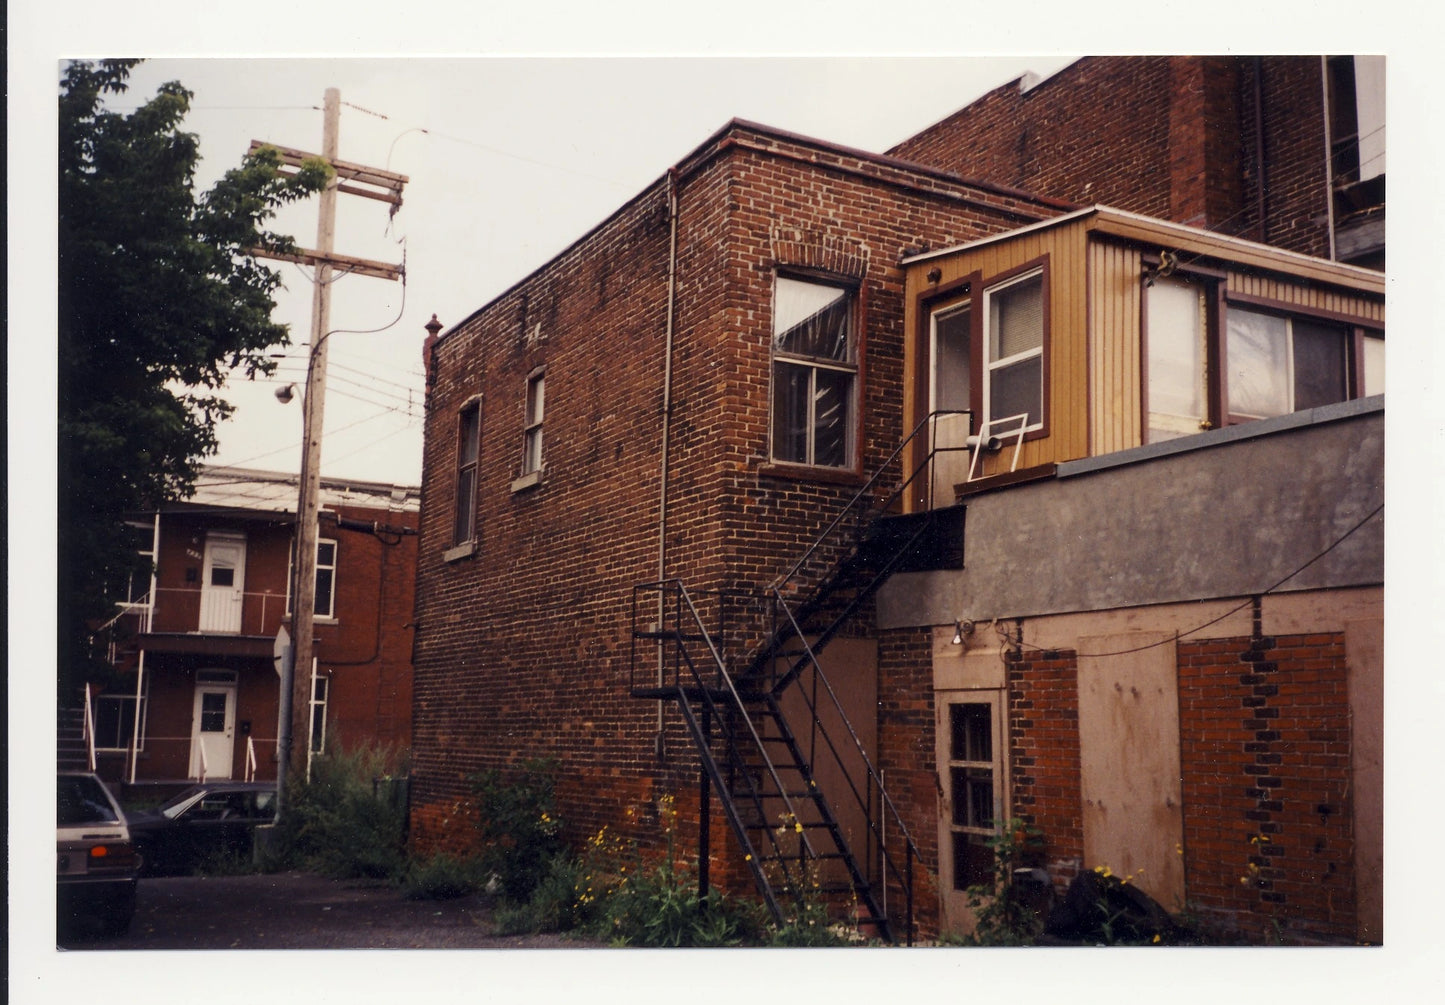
[81,685,97,772]
[771,590,922,942]
[639,581,814,856]
[770,409,972,596]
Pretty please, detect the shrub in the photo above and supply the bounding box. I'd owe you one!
[269,743,409,881]
[402,853,489,901]
[962,819,1048,946]
[472,758,565,902]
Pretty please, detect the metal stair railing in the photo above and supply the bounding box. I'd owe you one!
[632,580,824,925]
[767,589,923,942]
[769,409,972,601]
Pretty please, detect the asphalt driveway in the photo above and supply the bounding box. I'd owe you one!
[59,870,605,950]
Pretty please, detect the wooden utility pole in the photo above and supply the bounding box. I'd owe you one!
[250,89,406,812]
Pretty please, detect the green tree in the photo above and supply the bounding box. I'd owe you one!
[57,59,331,693]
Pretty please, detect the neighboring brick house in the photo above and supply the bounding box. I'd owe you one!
[411,65,1383,946]
[83,466,418,793]
[889,56,1386,270]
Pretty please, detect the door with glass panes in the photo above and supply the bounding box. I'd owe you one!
[936,691,1006,932]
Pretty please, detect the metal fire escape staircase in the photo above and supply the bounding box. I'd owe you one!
[630,411,973,944]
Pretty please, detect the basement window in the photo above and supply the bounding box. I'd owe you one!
[770,275,857,469]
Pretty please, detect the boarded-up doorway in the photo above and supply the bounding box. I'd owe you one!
[1077,632,1184,910]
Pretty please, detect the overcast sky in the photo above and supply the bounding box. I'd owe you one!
[98,53,1080,488]
[11,2,1444,1000]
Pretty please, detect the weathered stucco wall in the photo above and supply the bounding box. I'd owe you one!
[877,397,1383,628]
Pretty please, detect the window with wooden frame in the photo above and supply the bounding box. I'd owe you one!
[944,696,1004,891]
[983,266,1046,437]
[770,274,859,470]
[521,369,545,477]
[455,399,481,543]
[1143,270,1383,441]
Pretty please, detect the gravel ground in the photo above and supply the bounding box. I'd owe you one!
[59,871,608,951]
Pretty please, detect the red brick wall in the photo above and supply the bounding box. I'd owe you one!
[410,124,1061,876]
[876,627,940,933]
[889,56,1330,257]
[314,502,418,758]
[1178,632,1356,944]
[1005,648,1085,887]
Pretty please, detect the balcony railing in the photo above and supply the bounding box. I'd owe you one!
[145,587,291,637]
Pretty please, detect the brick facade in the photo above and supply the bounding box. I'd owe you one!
[1178,631,1356,944]
[410,122,1066,881]
[888,56,1336,259]
[96,469,418,789]
[974,626,1360,944]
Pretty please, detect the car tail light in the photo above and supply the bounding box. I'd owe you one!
[87,841,140,874]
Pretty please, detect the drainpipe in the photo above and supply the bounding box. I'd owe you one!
[1253,57,1269,245]
[1319,56,1338,260]
[656,169,680,754]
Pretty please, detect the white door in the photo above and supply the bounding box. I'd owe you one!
[199,533,246,633]
[189,680,236,780]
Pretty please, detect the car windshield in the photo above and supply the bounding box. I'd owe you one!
[159,789,207,820]
[58,775,120,826]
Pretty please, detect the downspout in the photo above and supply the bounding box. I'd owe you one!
[1252,57,1269,245]
[656,169,680,756]
[1319,56,1338,260]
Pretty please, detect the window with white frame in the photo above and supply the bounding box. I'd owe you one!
[522,370,545,476]
[93,685,148,752]
[771,275,857,468]
[983,269,1045,436]
[945,697,1003,891]
[455,400,481,543]
[288,538,338,619]
[309,673,329,755]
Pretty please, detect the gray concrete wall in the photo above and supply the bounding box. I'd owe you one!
[877,398,1383,628]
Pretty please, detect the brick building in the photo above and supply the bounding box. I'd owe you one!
[889,56,1386,269]
[885,207,1383,944]
[80,466,418,793]
[410,61,1384,945]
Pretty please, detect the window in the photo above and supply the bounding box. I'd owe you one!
[287,538,338,619]
[983,269,1045,435]
[93,686,148,752]
[945,698,1002,890]
[522,370,545,476]
[455,400,480,544]
[309,674,329,755]
[1146,277,1209,442]
[119,519,156,608]
[930,302,972,414]
[1226,307,1351,422]
[771,275,857,468]
[1144,274,1383,439]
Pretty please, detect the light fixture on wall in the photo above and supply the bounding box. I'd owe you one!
[951,619,975,646]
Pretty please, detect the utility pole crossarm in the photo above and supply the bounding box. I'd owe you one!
[251,246,404,282]
[249,140,409,192]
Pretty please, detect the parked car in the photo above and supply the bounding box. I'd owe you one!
[57,772,141,938]
[127,781,277,876]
